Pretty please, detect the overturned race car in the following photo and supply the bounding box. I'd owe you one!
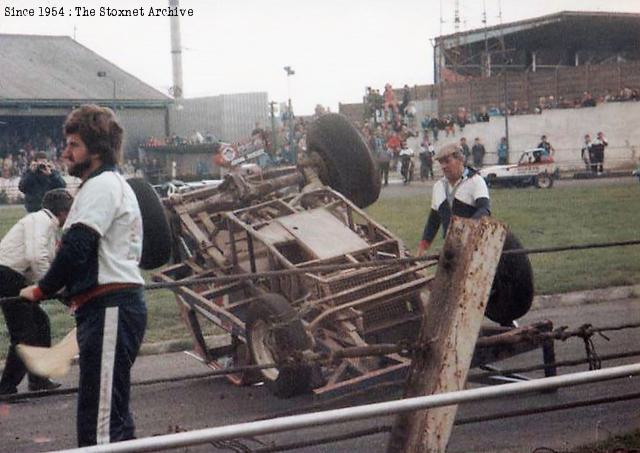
[147,114,538,398]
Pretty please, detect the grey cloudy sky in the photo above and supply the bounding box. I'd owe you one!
[1,0,639,115]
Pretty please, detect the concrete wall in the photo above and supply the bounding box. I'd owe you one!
[432,101,640,170]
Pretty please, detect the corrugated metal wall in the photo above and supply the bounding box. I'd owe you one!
[438,62,640,115]
[169,92,269,143]
[118,107,167,157]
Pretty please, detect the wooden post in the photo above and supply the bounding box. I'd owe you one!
[387,217,507,453]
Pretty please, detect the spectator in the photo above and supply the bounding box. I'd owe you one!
[399,84,411,117]
[404,102,417,129]
[456,107,467,131]
[377,145,392,187]
[399,141,414,184]
[471,137,486,168]
[497,137,508,165]
[444,116,455,137]
[430,117,440,142]
[420,115,432,138]
[581,134,592,172]
[419,137,435,181]
[383,83,398,121]
[581,91,596,108]
[459,137,471,165]
[18,151,66,212]
[537,135,555,157]
[589,131,608,175]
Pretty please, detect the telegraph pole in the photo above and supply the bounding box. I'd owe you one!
[504,70,510,163]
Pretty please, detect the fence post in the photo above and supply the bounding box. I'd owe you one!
[386,217,507,453]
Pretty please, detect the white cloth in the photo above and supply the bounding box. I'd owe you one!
[0,209,59,282]
[64,171,144,285]
[431,170,489,211]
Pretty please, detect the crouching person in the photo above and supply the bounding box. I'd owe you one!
[0,189,73,395]
[20,105,147,446]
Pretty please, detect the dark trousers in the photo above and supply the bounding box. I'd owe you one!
[379,162,390,186]
[0,266,52,392]
[420,161,433,180]
[75,288,146,446]
[590,150,604,173]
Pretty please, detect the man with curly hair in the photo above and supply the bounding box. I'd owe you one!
[20,105,146,446]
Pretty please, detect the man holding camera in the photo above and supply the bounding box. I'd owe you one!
[18,151,67,212]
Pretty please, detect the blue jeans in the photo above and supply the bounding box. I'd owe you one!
[75,287,146,446]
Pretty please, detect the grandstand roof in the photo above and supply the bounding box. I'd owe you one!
[0,34,170,105]
[435,11,640,51]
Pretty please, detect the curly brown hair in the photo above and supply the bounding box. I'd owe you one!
[63,104,123,165]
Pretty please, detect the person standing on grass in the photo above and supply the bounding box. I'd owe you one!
[20,105,146,447]
[581,134,592,172]
[0,189,73,395]
[417,144,490,255]
[589,131,608,175]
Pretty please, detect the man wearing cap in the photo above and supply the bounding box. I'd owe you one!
[417,143,491,255]
[0,188,73,395]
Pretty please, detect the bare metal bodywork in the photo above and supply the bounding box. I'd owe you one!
[155,162,433,396]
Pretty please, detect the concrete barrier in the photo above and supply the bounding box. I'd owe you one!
[432,102,640,170]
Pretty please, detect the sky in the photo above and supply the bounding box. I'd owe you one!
[1,0,639,115]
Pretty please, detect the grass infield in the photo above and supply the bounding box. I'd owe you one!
[0,179,638,356]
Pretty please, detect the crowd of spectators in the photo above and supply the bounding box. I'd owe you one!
[0,131,67,179]
[427,87,640,140]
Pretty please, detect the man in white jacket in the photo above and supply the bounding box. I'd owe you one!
[0,188,73,395]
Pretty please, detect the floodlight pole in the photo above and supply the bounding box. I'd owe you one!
[269,101,278,156]
[284,66,296,164]
[97,71,116,111]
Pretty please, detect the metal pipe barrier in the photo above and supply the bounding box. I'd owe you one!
[52,362,640,453]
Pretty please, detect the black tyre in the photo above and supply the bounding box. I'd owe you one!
[535,172,554,189]
[485,231,534,325]
[246,294,313,398]
[127,178,172,270]
[307,113,381,208]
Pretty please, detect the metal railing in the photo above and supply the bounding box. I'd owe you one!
[52,362,640,453]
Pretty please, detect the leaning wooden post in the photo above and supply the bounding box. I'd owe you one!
[387,217,507,453]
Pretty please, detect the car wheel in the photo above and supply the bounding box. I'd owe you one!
[535,172,554,189]
[224,339,262,386]
[307,113,381,208]
[485,231,534,325]
[246,294,313,398]
[127,178,172,269]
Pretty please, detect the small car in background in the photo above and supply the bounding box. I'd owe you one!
[479,148,557,188]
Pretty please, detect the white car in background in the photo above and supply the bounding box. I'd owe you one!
[479,148,557,189]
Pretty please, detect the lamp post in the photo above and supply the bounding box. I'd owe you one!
[283,65,295,163]
[97,71,116,111]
